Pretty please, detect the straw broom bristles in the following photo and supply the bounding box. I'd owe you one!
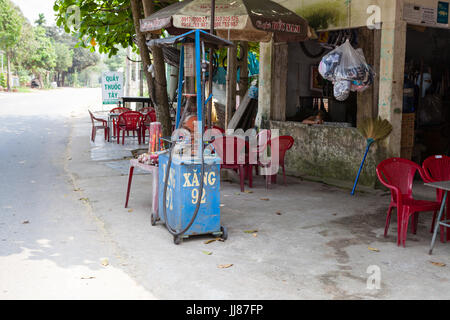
[358,117,393,142]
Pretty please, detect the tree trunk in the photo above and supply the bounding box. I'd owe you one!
[38,73,43,89]
[130,0,172,137]
[6,51,11,92]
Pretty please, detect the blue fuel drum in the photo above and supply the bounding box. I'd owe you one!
[158,152,225,242]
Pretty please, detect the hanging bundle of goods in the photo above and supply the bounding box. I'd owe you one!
[319,40,375,101]
[138,122,164,165]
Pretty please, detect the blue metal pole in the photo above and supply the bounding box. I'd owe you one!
[195,30,203,157]
[351,139,375,195]
[176,45,185,130]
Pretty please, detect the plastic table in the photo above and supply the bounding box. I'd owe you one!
[428,181,450,255]
[125,159,159,220]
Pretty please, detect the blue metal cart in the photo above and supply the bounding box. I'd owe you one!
[149,30,232,244]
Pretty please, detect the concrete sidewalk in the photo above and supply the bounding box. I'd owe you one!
[68,113,450,300]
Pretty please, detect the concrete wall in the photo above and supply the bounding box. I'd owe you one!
[266,120,386,187]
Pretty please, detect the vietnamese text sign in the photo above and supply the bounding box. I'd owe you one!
[438,1,449,25]
[403,2,436,26]
[102,72,124,105]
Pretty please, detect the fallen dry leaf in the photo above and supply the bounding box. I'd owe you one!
[202,251,213,256]
[101,259,109,267]
[431,261,446,267]
[368,247,380,252]
[244,191,253,194]
[244,230,258,234]
[204,239,217,244]
[218,264,233,269]
[275,211,282,216]
[128,209,133,213]
[252,233,258,237]
[22,220,30,224]
[260,198,270,201]
[81,276,95,280]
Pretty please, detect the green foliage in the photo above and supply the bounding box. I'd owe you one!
[17,69,30,86]
[1,0,101,88]
[44,25,100,73]
[0,73,6,87]
[216,42,260,68]
[54,0,136,57]
[54,42,73,72]
[72,46,100,72]
[35,13,46,26]
[0,0,23,52]
[54,0,177,57]
[24,26,57,72]
[104,47,126,72]
[296,0,347,30]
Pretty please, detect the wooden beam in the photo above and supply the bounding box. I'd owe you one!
[378,1,407,158]
[357,27,375,127]
[238,41,249,100]
[228,89,251,130]
[225,41,238,129]
[255,39,273,127]
[270,43,288,122]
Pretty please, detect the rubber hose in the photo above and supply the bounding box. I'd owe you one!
[162,43,207,238]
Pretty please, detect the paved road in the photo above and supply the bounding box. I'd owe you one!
[0,88,154,299]
[2,89,450,301]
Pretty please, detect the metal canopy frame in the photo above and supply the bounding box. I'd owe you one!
[155,29,232,158]
[146,29,233,50]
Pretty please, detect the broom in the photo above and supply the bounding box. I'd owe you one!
[351,117,393,195]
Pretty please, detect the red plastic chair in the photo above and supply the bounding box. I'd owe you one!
[88,110,109,142]
[139,106,155,114]
[141,111,157,144]
[116,111,144,145]
[204,126,225,144]
[110,107,130,114]
[422,155,450,237]
[251,129,271,176]
[257,136,294,188]
[109,107,131,138]
[376,158,442,247]
[212,135,249,192]
[210,125,225,134]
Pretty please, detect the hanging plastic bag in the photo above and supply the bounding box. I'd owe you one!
[334,80,352,101]
[319,40,375,100]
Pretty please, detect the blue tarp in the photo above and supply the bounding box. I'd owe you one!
[213,52,259,85]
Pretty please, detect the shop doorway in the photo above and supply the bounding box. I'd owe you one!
[403,25,450,162]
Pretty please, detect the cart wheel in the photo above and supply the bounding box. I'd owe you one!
[151,213,157,226]
[220,226,228,241]
[173,235,182,245]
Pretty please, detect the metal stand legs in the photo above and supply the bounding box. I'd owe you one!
[429,191,449,255]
